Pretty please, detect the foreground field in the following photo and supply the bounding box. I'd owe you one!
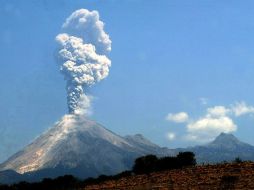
[84,162,254,190]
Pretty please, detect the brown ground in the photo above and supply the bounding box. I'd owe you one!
[83,162,254,190]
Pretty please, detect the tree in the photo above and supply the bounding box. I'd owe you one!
[133,155,158,174]
[234,157,242,163]
[177,152,196,167]
[157,156,179,171]
[132,152,196,175]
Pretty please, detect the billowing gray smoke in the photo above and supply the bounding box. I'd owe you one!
[56,9,111,115]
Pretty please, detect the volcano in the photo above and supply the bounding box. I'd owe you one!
[178,133,254,163]
[0,115,172,183]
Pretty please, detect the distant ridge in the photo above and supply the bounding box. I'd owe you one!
[179,133,254,163]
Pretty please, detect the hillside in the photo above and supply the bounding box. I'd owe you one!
[179,133,254,163]
[84,162,254,190]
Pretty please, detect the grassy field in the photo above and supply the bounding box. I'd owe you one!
[84,162,254,190]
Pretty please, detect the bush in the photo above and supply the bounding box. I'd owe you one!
[133,155,158,174]
[234,157,243,163]
[132,152,196,174]
[177,152,196,167]
[157,156,179,171]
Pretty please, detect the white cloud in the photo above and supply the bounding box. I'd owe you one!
[207,106,230,117]
[231,101,254,117]
[166,132,176,141]
[187,116,237,136]
[205,102,254,118]
[166,112,189,123]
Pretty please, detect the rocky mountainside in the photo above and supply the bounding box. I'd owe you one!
[124,134,170,156]
[179,133,254,163]
[0,115,173,183]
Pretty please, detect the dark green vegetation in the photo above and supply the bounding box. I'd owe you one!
[132,152,196,174]
[0,152,196,190]
[0,175,80,190]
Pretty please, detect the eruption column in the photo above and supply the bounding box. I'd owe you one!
[56,9,111,115]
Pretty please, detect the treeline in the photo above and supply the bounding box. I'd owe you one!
[0,175,80,190]
[0,152,196,190]
[133,152,196,174]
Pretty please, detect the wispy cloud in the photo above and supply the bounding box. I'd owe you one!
[231,101,254,117]
[166,112,189,123]
[206,106,230,117]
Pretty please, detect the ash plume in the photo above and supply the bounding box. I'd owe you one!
[56,9,111,115]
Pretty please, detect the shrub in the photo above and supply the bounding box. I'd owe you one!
[132,152,196,174]
[157,156,179,171]
[234,157,243,163]
[132,155,158,174]
[177,152,196,167]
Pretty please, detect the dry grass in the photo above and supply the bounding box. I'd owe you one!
[83,162,254,190]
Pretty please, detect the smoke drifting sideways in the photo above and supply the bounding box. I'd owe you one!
[56,9,111,116]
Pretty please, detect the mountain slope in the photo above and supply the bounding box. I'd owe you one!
[0,115,173,183]
[179,133,254,163]
[124,134,171,156]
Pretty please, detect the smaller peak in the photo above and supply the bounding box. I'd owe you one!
[124,133,159,148]
[216,132,237,139]
[211,132,239,145]
[219,132,229,136]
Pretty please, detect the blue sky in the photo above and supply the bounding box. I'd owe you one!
[1,0,254,162]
